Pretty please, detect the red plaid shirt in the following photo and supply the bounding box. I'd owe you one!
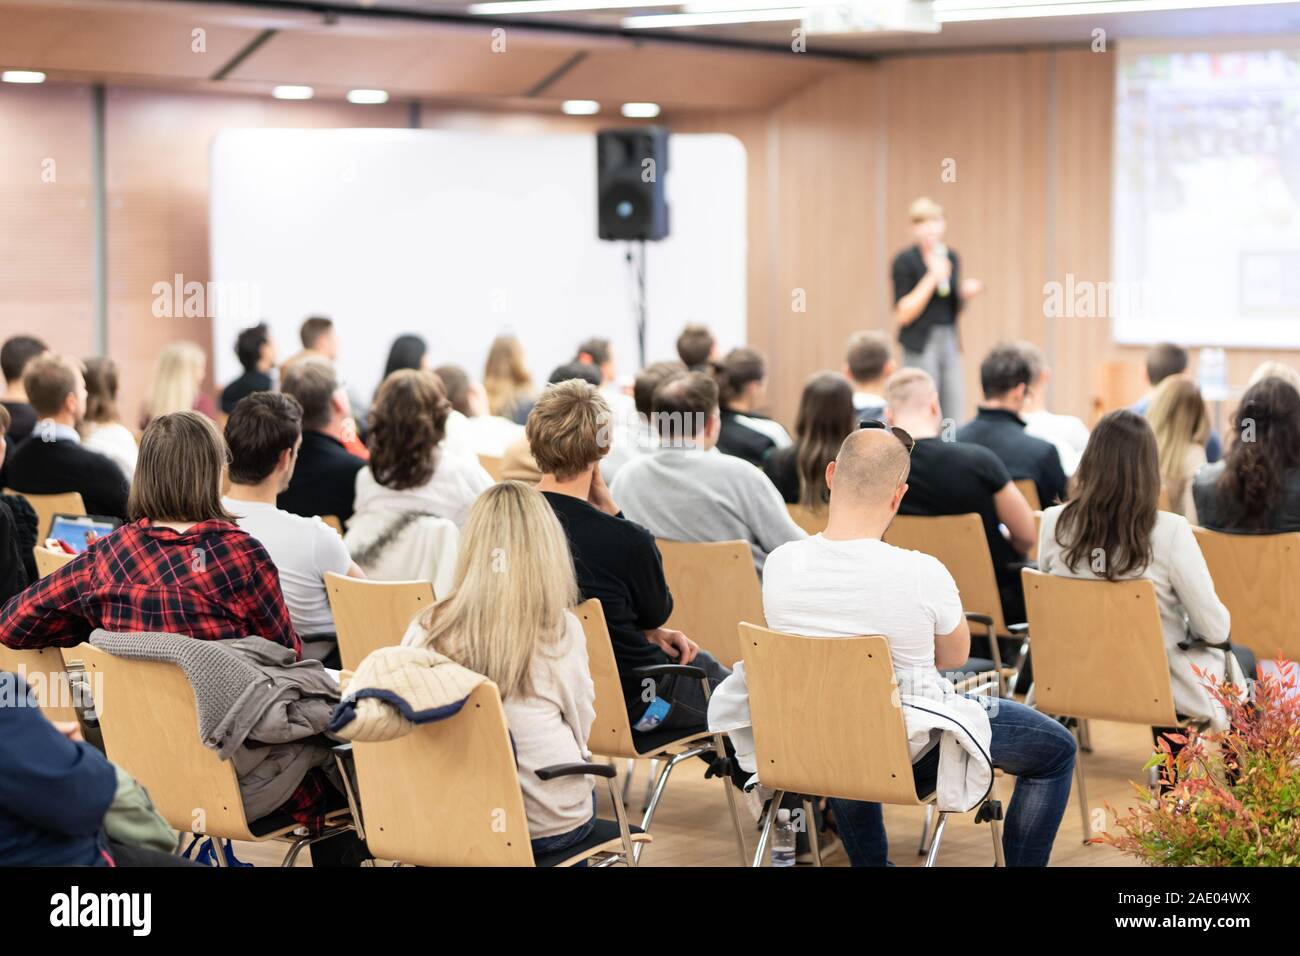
[0,519,300,657]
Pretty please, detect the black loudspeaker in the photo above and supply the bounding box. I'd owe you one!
[597,127,669,242]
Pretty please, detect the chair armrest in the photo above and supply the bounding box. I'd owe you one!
[965,612,995,628]
[632,664,708,682]
[1006,623,1029,635]
[536,761,618,781]
[331,742,353,757]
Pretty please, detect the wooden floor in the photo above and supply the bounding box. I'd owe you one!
[236,717,1153,867]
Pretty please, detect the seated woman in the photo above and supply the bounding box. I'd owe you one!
[80,356,139,482]
[401,481,597,855]
[0,404,37,585]
[763,371,858,508]
[1194,376,1300,534]
[0,410,298,656]
[1146,375,1209,522]
[1038,410,1249,736]
[713,347,792,467]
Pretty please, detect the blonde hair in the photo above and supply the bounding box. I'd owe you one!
[885,366,936,415]
[484,334,533,418]
[1146,376,1209,485]
[909,196,943,223]
[405,481,578,699]
[526,379,611,480]
[146,342,206,420]
[1248,360,1300,394]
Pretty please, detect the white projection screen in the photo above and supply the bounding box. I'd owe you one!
[209,128,747,398]
[1112,38,1300,348]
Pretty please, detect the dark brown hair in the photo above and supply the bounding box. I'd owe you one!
[633,360,686,419]
[675,324,714,369]
[83,357,120,424]
[1146,342,1187,386]
[1053,410,1158,580]
[368,369,451,491]
[300,316,333,349]
[129,411,235,523]
[651,371,718,443]
[280,357,339,432]
[1215,377,1300,530]
[713,347,765,407]
[793,372,858,508]
[845,331,891,384]
[433,364,471,417]
[225,392,303,485]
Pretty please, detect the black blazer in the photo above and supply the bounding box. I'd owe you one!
[5,437,130,521]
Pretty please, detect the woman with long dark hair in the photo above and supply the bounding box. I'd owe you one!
[713,346,791,466]
[1193,377,1300,533]
[1037,410,1247,732]
[382,334,430,382]
[763,372,858,508]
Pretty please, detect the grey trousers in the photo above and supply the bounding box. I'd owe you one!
[903,323,964,422]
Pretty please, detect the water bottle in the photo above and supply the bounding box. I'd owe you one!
[1199,347,1228,402]
[771,807,796,867]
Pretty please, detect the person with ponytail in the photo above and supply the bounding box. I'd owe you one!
[713,346,791,466]
[763,372,858,508]
[1193,377,1300,533]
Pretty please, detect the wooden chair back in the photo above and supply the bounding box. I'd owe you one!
[786,503,828,535]
[1021,568,1178,726]
[6,490,87,541]
[478,454,504,482]
[574,598,643,759]
[656,538,763,667]
[325,573,435,671]
[0,645,78,722]
[1013,478,1041,512]
[319,515,344,535]
[34,545,75,578]
[739,624,921,805]
[884,513,1006,633]
[1193,528,1300,662]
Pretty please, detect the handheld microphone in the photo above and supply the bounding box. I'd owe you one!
[934,242,951,297]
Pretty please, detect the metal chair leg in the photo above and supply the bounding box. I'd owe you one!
[1073,727,1092,845]
[605,776,639,867]
[751,789,785,867]
[210,837,227,867]
[1024,682,1036,708]
[802,798,822,867]
[1078,717,1093,753]
[917,802,935,856]
[641,758,658,813]
[620,758,636,807]
[634,746,709,863]
[923,811,950,867]
[989,816,1006,867]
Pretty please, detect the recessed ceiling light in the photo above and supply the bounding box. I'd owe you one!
[621,102,661,118]
[562,100,600,115]
[1,70,46,84]
[272,85,314,100]
[623,7,804,28]
[470,0,679,13]
[347,89,389,104]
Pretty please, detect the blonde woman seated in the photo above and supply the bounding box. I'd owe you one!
[401,481,597,857]
[1146,376,1209,522]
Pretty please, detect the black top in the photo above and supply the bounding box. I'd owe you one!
[0,499,29,606]
[1193,460,1300,534]
[718,408,780,467]
[541,491,673,718]
[762,445,813,506]
[892,245,961,354]
[5,438,129,521]
[2,402,37,444]
[277,430,366,524]
[1,493,37,583]
[956,407,1068,508]
[220,370,273,414]
[899,437,1020,586]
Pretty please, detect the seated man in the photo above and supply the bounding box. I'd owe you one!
[844,330,895,423]
[1017,341,1089,477]
[761,428,1076,866]
[599,360,685,485]
[220,322,275,414]
[610,372,805,572]
[499,362,603,484]
[886,367,1035,625]
[277,358,366,524]
[530,378,725,731]
[956,344,1067,508]
[224,392,365,664]
[5,354,129,521]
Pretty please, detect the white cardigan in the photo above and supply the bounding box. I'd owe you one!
[1037,505,1243,729]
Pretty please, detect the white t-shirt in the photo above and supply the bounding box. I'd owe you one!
[761,533,964,692]
[221,496,352,636]
[81,421,139,482]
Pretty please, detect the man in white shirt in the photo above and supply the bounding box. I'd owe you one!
[843,330,896,422]
[761,427,1076,866]
[222,391,365,663]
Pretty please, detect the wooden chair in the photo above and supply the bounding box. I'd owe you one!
[883,513,1023,693]
[73,644,354,865]
[1194,528,1300,663]
[575,599,747,865]
[1013,478,1041,512]
[1021,568,1178,842]
[0,646,79,722]
[786,503,828,536]
[655,538,763,668]
[347,680,649,866]
[478,454,504,482]
[319,515,344,535]
[740,623,1005,867]
[5,489,86,541]
[34,545,75,578]
[325,573,435,671]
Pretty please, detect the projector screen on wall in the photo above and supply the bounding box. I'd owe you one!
[1112,38,1300,348]
[209,128,747,400]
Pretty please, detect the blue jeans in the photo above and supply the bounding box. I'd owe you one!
[827,698,1076,867]
[530,793,598,866]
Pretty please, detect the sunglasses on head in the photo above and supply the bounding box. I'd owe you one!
[860,419,915,454]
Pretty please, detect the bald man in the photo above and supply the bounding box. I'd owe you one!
[760,427,1076,867]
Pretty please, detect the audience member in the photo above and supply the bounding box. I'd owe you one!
[1,335,47,445]
[223,392,364,663]
[600,359,685,482]
[1194,377,1300,533]
[530,380,726,729]
[676,323,718,372]
[1038,410,1249,732]
[1247,360,1300,393]
[610,371,805,572]
[1017,341,1089,477]
[887,367,1035,623]
[1130,342,1221,462]
[435,363,524,460]
[760,427,1075,866]
[499,362,602,484]
[401,481,597,850]
[957,344,1068,508]
[713,347,792,466]
[382,333,430,382]
[0,405,38,585]
[80,357,138,482]
[5,355,129,521]
[352,369,492,528]
[763,372,858,508]
[484,333,535,424]
[283,315,340,368]
[140,341,215,428]
[843,330,895,422]
[0,410,298,655]
[277,358,366,524]
[220,322,276,414]
[1146,376,1209,521]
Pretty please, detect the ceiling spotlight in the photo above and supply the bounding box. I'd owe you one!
[1,70,46,84]
[562,100,600,115]
[272,85,314,100]
[621,102,661,118]
[347,89,389,104]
